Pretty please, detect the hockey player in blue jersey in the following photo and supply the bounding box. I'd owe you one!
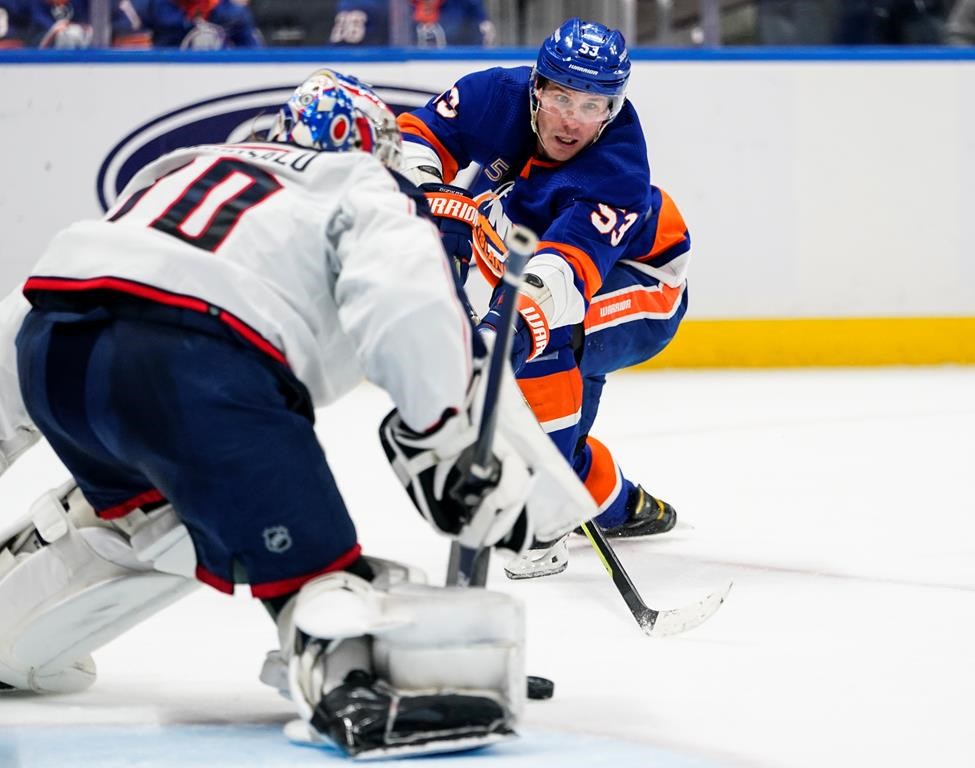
[398,17,692,577]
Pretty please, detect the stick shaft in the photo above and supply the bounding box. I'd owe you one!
[446,224,537,587]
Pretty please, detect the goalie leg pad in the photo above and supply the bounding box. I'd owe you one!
[285,571,524,758]
[0,482,197,693]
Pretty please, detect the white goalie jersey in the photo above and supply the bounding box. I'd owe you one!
[23,142,473,433]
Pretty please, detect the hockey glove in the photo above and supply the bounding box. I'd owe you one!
[479,273,553,374]
[379,405,534,557]
[420,184,479,282]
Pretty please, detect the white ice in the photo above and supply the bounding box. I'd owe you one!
[1,367,973,768]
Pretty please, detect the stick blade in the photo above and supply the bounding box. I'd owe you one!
[641,580,733,638]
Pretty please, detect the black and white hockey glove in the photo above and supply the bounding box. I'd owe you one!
[379,405,534,556]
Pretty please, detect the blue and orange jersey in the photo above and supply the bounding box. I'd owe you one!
[398,66,691,309]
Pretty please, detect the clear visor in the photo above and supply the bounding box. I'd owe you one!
[534,86,613,125]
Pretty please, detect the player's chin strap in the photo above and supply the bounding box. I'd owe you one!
[279,568,525,759]
[0,480,198,693]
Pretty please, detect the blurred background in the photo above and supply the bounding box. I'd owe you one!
[1,0,973,50]
[1,0,973,370]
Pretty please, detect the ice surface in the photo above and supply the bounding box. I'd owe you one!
[2,367,973,768]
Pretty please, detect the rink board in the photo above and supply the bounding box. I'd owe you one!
[1,49,974,366]
[0,725,720,768]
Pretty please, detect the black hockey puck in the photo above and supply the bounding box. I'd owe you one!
[526,675,555,700]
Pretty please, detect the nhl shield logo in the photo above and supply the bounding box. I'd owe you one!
[263,525,293,554]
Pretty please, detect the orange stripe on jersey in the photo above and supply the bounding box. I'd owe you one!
[538,240,603,301]
[585,282,684,331]
[517,368,583,426]
[641,188,688,262]
[582,436,622,510]
[397,114,460,183]
[519,156,561,179]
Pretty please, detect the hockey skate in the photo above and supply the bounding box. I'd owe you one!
[504,486,677,580]
[601,485,677,538]
[503,535,569,580]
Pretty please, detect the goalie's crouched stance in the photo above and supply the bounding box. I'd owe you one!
[1,68,596,759]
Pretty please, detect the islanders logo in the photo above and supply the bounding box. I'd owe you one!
[96,83,436,212]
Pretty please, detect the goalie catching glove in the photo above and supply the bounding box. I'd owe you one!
[379,397,534,557]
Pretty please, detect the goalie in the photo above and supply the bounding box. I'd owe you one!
[0,69,595,758]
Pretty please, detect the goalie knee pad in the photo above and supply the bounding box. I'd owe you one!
[0,481,198,693]
[284,570,524,758]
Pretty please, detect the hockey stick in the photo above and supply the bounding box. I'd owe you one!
[446,224,538,588]
[579,521,733,637]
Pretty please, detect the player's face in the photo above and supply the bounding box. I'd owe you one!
[534,83,609,162]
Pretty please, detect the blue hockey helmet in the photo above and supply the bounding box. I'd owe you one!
[531,18,631,129]
[267,69,403,170]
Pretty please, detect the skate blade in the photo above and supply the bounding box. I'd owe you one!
[504,558,568,580]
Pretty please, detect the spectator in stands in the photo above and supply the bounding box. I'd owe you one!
[0,0,149,47]
[129,0,263,48]
[946,0,975,44]
[834,0,949,44]
[329,0,494,47]
[0,0,32,47]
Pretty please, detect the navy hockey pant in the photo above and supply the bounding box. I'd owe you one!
[516,263,688,528]
[16,306,360,598]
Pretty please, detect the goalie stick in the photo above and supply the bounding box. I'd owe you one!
[445,224,537,589]
[579,521,733,637]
